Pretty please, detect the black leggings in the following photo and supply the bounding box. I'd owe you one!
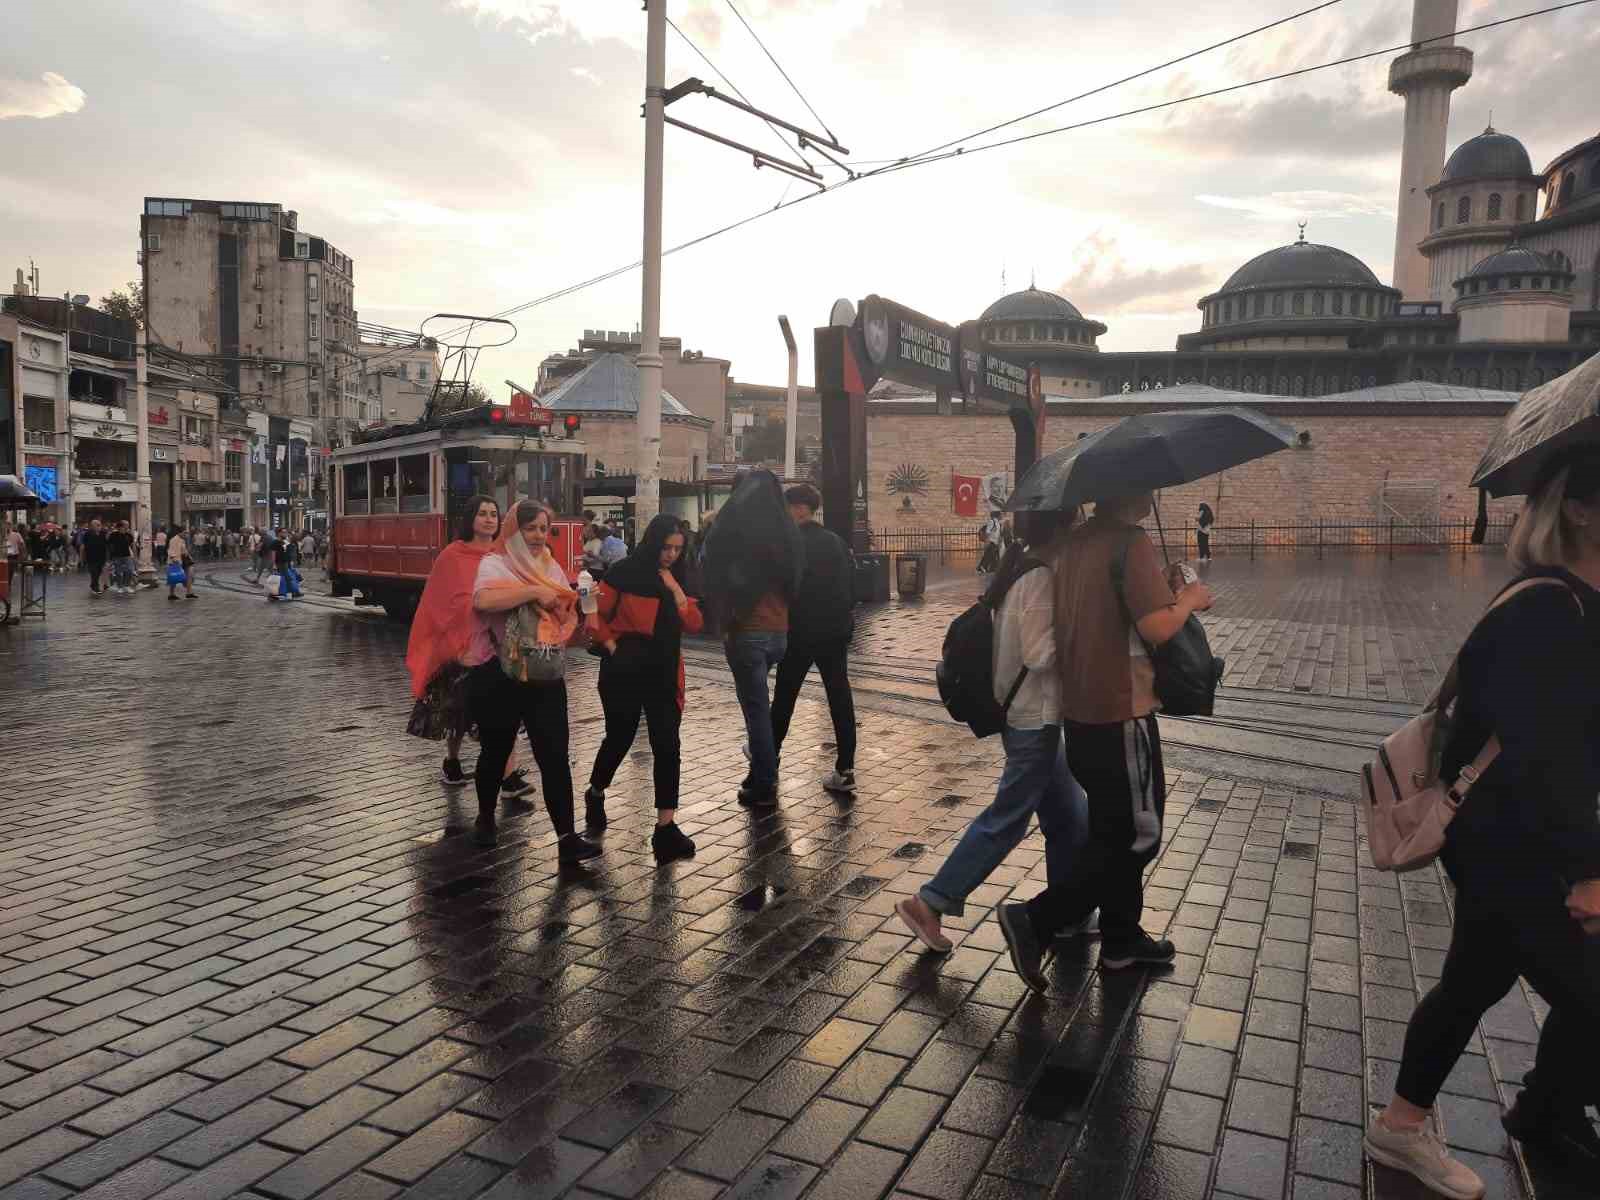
[588,660,681,810]
[1026,716,1165,947]
[771,637,856,773]
[467,662,574,835]
[1396,855,1600,1111]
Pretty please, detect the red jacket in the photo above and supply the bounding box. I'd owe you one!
[592,582,704,710]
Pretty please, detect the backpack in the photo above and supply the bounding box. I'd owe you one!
[1364,576,1581,872]
[936,558,1046,737]
[1111,532,1225,718]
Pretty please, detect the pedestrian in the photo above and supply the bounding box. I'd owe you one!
[676,517,703,598]
[81,518,109,596]
[703,469,804,808]
[769,483,858,793]
[996,488,1215,987]
[1196,501,1215,562]
[47,525,67,573]
[598,523,628,572]
[300,529,315,568]
[977,511,1003,574]
[107,520,137,594]
[582,512,702,863]
[404,494,529,798]
[3,522,22,577]
[270,532,303,600]
[1365,447,1600,1199]
[897,511,1091,952]
[253,529,275,583]
[166,526,197,599]
[466,498,600,860]
[154,526,168,566]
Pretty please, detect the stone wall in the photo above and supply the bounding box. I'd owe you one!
[864,401,1521,544]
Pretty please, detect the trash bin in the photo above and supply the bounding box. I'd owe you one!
[895,552,927,598]
[854,552,891,604]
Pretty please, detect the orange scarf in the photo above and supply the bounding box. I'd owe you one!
[490,512,578,648]
[405,539,492,698]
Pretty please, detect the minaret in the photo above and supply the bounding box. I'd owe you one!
[1388,0,1472,300]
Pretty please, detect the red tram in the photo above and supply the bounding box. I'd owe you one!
[327,397,587,620]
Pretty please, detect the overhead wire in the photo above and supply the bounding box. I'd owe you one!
[666,15,814,171]
[722,0,839,143]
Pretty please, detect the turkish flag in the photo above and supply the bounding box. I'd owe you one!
[952,473,980,517]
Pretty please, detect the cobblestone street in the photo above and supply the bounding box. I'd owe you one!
[0,560,1585,1200]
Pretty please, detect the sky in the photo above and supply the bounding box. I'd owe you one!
[3,0,1597,394]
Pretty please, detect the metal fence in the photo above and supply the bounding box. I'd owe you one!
[867,518,1518,560]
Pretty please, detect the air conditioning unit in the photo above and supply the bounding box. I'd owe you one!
[267,363,284,375]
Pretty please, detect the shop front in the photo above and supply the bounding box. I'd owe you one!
[72,479,135,527]
[181,487,242,531]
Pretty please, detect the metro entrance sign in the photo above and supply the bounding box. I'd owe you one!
[815,295,1043,548]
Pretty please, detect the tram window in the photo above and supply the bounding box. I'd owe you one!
[344,463,369,514]
[399,454,430,514]
[372,458,399,514]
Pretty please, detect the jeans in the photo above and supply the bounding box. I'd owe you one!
[771,637,857,773]
[467,662,575,834]
[1396,850,1600,1111]
[589,659,681,810]
[725,632,787,792]
[112,557,136,588]
[1026,716,1165,947]
[920,724,1088,917]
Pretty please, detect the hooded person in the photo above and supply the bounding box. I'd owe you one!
[582,512,703,862]
[701,470,804,807]
[464,497,599,859]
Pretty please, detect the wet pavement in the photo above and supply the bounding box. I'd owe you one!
[0,560,1585,1200]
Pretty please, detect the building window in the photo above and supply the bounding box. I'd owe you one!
[1456,195,1471,224]
[1253,294,1264,318]
[1272,293,1284,316]
[1487,193,1502,221]
[309,394,319,418]
[1515,193,1529,221]
[1559,172,1575,204]
[1332,293,1344,316]
[1435,202,1445,229]
[308,275,319,299]
[1292,292,1305,315]
[1511,276,1522,290]
[1532,276,1543,289]
[309,317,319,340]
[1312,292,1325,315]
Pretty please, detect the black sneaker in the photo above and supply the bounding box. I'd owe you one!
[1504,1090,1600,1168]
[500,769,533,798]
[738,785,778,808]
[473,815,498,847]
[998,902,1048,993]
[441,758,468,787]
[559,834,602,864]
[652,822,696,864]
[584,787,607,832]
[1100,930,1177,971]
[185,593,198,600]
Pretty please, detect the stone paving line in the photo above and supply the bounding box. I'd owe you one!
[0,574,1580,1200]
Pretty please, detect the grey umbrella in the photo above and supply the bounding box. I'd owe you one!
[1471,353,1600,498]
[1006,407,1299,513]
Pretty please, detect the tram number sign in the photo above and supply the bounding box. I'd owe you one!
[505,392,555,428]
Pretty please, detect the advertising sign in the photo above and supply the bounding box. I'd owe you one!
[858,295,957,394]
[24,465,58,503]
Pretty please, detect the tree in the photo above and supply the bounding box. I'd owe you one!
[99,280,145,323]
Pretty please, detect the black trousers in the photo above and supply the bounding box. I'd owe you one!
[1026,716,1165,947]
[589,660,682,810]
[466,662,574,835]
[770,637,856,773]
[1196,530,1211,559]
[1396,851,1600,1111]
[86,559,106,591]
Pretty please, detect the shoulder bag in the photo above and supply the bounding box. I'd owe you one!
[1111,532,1225,718]
[499,602,567,684]
[1364,576,1582,872]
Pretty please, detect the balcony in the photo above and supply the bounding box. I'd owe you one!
[23,429,64,452]
[75,465,137,482]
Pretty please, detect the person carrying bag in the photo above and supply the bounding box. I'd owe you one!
[467,499,599,861]
[582,513,702,863]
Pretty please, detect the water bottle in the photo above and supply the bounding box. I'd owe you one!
[577,568,597,615]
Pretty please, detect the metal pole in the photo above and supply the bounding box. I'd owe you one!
[635,0,667,529]
[778,316,798,480]
[133,327,155,584]
[1250,519,1256,562]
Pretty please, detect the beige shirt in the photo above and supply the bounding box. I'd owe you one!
[993,562,1059,729]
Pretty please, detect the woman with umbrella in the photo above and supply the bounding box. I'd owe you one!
[1365,443,1600,1197]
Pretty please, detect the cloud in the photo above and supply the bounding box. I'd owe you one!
[1148,90,1396,164]
[570,65,601,85]
[1195,189,1391,223]
[1055,231,1213,317]
[0,72,85,120]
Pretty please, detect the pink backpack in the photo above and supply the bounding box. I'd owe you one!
[1363,577,1582,872]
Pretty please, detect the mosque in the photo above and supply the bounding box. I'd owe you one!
[866,0,1598,534]
[970,2,1598,398]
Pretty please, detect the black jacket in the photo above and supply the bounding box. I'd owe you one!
[81,530,108,562]
[789,521,854,644]
[1442,567,1600,888]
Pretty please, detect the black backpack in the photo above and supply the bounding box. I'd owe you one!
[936,558,1046,737]
[1110,531,1224,718]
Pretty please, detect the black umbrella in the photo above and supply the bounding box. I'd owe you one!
[0,475,42,507]
[1471,353,1600,497]
[1006,406,1299,513]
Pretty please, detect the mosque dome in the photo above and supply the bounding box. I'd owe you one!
[1440,126,1534,182]
[1461,244,1570,281]
[980,287,1085,323]
[1220,240,1383,292]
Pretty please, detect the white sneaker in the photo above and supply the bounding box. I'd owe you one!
[821,770,856,793]
[1364,1115,1484,1200]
